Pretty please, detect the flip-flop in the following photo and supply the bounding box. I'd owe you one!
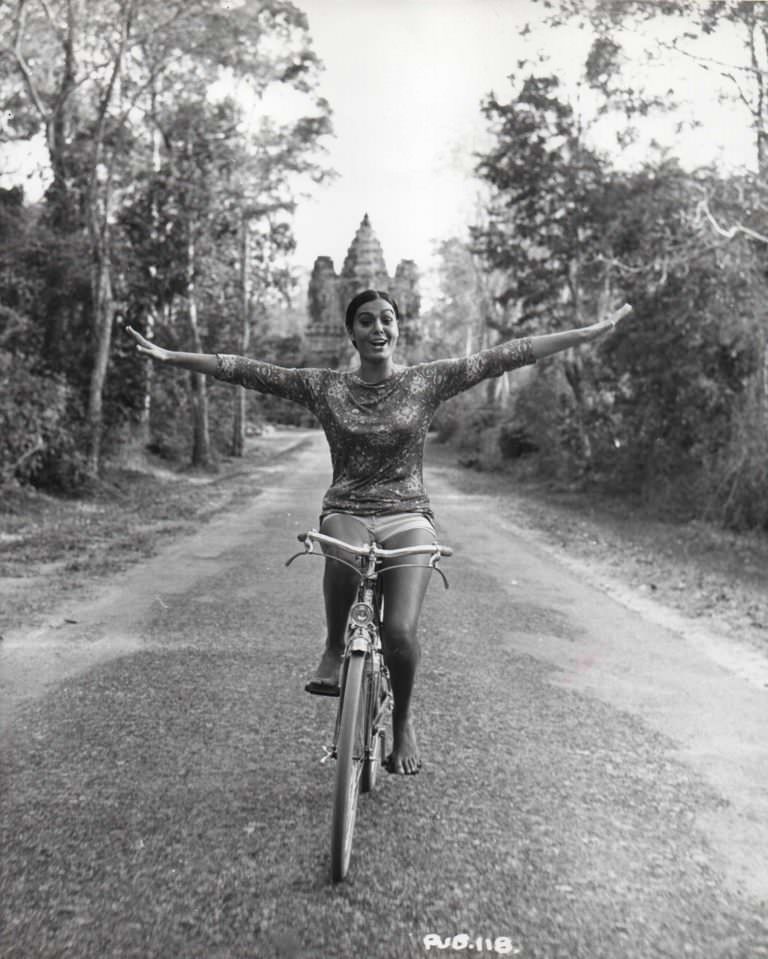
[304,679,340,697]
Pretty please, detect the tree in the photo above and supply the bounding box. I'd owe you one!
[472,70,615,463]
[1,0,332,473]
[542,1,768,173]
[469,54,767,522]
[230,209,296,456]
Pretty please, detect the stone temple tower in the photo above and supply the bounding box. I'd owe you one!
[305,214,420,368]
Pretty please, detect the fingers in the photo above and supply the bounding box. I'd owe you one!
[610,303,633,327]
[125,326,156,354]
[126,325,147,345]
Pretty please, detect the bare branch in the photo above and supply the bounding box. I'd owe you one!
[592,255,646,275]
[720,68,757,115]
[747,14,766,136]
[92,0,134,150]
[37,0,64,42]
[654,35,753,76]
[696,199,768,245]
[1,436,44,484]
[10,1,49,121]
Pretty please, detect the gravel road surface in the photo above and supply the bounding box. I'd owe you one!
[2,433,767,959]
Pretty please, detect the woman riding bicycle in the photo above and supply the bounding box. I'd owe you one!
[127,290,631,775]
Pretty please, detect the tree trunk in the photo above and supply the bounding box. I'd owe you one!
[42,0,81,232]
[562,257,595,467]
[190,370,211,467]
[138,102,163,448]
[137,306,156,447]
[82,1,133,476]
[86,234,114,475]
[186,234,212,468]
[231,210,252,457]
[232,387,247,457]
[562,356,593,467]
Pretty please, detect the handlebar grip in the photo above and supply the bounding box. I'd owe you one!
[440,546,453,557]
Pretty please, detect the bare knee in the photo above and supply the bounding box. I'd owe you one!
[382,621,420,663]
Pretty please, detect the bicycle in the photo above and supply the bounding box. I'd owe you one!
[286,528,452,882]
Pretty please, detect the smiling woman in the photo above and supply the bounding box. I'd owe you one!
[344,289,400,376]
[126,291,631,775]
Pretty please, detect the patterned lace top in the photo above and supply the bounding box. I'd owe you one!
[215,339,535,517]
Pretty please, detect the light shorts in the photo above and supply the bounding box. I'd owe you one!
[320,511,436,545]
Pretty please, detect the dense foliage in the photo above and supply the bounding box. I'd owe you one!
[2,1,767,532]
[0,0,331,483]
[422,4,768,530]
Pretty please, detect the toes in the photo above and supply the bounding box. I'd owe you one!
[385,753,422,775]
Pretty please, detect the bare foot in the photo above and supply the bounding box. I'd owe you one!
[387,716,421,775]
[306,646,343,693]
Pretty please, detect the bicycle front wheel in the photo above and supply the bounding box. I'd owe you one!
[331,651,366,882]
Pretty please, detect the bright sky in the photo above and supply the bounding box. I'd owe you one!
[291,0,754,303]
[292,0,541,294]
[1,0,754,307]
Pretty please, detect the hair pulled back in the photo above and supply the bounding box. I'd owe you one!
[344,289,400,333]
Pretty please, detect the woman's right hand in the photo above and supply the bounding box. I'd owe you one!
[126,326,170,363]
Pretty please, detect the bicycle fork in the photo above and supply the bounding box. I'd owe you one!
[327,580,392,763]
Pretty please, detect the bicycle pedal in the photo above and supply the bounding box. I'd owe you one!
[320,745,336,764]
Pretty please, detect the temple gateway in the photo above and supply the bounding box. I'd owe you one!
[304,214,421,369]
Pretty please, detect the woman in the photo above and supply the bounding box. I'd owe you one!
[127,290,632,775]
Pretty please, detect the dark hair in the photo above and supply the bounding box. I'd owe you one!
[344,289,400,333]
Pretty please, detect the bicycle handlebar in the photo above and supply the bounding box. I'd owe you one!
[297,529,453,559]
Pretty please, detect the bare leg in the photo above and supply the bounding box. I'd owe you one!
[306,514,369,691]
[379,528,434,775]
[308,517,435,775]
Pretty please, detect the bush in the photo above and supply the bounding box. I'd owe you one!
[498,423,539,459]
[703,400,768,531]
[0,350,88,491]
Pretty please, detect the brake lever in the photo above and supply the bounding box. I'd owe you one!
[427,555,450,589]
[285,549,364,581]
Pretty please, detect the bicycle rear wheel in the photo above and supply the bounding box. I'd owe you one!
[331,651,366,882]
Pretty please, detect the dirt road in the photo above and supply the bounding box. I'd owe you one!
[2,433,767,958]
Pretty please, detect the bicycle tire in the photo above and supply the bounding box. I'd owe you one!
[331,651,366,882]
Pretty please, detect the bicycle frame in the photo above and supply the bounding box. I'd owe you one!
[333,547,389,769]
[287,527,453,738]
[286,527,452,880]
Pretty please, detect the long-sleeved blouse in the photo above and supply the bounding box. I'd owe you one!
[215,339,535,518]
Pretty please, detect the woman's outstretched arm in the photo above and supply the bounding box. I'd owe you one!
[125,325,319,407]
[125,326,219,375]
[529,303,633,360]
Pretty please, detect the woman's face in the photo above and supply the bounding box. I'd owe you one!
[351,298,399,361]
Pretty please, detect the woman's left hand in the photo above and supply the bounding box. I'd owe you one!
[582,303,633,342]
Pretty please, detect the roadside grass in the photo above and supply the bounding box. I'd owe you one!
[427,440,768,655]
[0,431,312,634]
